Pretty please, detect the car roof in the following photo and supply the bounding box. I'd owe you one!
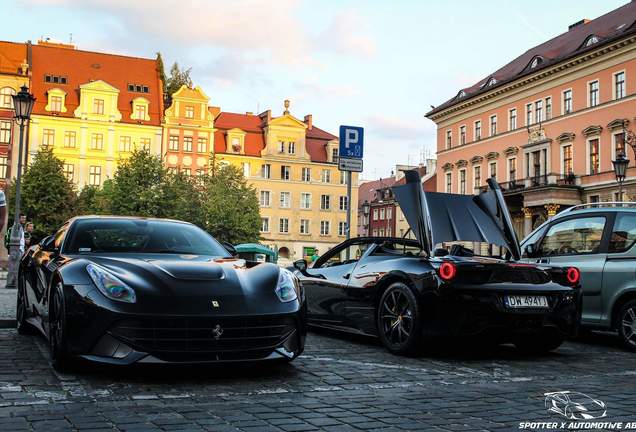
[68,215,194,225]
[552,205,636,220]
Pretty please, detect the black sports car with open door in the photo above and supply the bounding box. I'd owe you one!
[293,171,581,355]
[17,216,306,370]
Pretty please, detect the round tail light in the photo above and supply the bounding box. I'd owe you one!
[439,262,457,281]
[566,267,580,285]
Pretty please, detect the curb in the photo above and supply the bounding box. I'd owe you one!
[0,319,16,329]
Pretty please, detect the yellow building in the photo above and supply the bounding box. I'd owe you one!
[163,85,215,175]
[214,101,358,263]
[28,40,163,186]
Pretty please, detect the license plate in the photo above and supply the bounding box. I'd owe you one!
[504,295,548,308]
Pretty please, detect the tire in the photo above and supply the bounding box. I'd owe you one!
[377,282,423,356]
[617,300,636,353]
[49,282,73,371]
[515,332,564,354]
[16,274,37,335]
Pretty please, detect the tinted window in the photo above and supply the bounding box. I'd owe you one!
[521,225,547,258]
[64,219,229,256]
[370,241,422,257]
[538,217,605,256]
[319,243,370,268]
[54,224,69,249]
[609,214,636,253]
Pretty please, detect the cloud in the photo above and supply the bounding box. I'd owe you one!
[364,114,435,140]
[317,9,376,58]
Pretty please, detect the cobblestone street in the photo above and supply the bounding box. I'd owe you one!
[0,328,634,432]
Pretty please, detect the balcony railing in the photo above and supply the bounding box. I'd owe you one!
[475,173,579,194]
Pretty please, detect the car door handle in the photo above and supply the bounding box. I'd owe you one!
[537,258,549,264]
[343,273,350,279]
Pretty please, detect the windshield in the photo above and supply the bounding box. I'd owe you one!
[64,219,230,256]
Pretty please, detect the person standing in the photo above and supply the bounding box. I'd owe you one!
[310,248,320,265]
[0,189,6,236]
[24,222,34,248]
[5,213,26,253]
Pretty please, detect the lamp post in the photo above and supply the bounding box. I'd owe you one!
[6,85,35,290]
[612,152,629,204]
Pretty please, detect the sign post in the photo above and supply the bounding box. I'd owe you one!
[338,126,364,259]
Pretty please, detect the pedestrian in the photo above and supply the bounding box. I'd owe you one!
[4,213,26,253]
[311,248,320,264]
[0,189,6,234]
[24,222,34,248]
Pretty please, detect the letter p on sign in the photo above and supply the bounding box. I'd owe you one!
[339,126,364,159]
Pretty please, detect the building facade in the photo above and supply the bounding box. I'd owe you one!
[28,40,164,187]
[214,101,358,263]
[427,2,636,238]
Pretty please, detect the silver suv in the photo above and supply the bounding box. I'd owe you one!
[521,203,636,351]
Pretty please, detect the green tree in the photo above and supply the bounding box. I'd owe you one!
[201,162,260,244]
[161,171,205,226]
[77,182,113,215]
[165,62,193,101]
[108,149,166,217]
[156,52,167,99]
[7,148,77,240]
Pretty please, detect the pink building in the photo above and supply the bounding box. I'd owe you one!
[426,2,636,237]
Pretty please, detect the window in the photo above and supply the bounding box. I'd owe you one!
[320,221,330,235]
[300,219,310,234]
[280,165,290,180]
[260,190,271,207]
[338,221,347,236]
[585,35,599,47]
[445,172,452,193]
[93,98,104,114]
[535,100,543,122]
[278,141,285,153]
[44,75,67,85]
[320,195,331,210]
[332,148,339,162]
[372,208,378,221]
[127,83,149,93]
[387,207,393,219]
[0,87,15,108]
[339,196,348,211]
[563,89,572,114]
[538,217,606,256]
[508,158,517,181]
[589,138,600,174]
[279,192,291,208]
[140,137,151,151]
[0,120,11,144]
[321,169,331,183]
[242,162,250,177]
[509,109,517,130]
[615,71,626,99]
[446,130,452,149]
[230,137,241,153]
[60,131,75,149]
[473,165,481,191]
[545,97,552,120]
[42,129,55,147]
[588,195,600,203]
[288,142,295,154]
[489,161,497,179]
[261,164,271,179]
[88,133,102,150]
[302,167,311,182]
[279,218,289,233]
[526,103,533,125]
[474,120,482,140]
[89,166,101,186]
[135,104,146,120]
[459,125,466,145]
[380,208,385,219]
[182,168,191,176]
[167,167,177,175]
[169,135,179,151]
[119,136,132,152]
[300,193,312,209]
[489,115,497,136]
[183,136,193,152]
[614,132,626,158]
[340,170,347,185]
[609,214,636,253]
[197,137,207,153]
[589,80,599,107]
[459,169,466,194]
[50,95,63,112]
[0,156,8,178]
[260,217,270,232]
[562,144,573,175]
[185,106,194,119]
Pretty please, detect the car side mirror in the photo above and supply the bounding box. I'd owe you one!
[40,235,56,252]
[221,241,237,257]
[293,259,309,274]
[525,243,537,258]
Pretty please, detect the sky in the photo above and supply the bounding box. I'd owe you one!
[3,0,628,180]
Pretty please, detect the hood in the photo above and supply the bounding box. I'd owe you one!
[391,170,521,260]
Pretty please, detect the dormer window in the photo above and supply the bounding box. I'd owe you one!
[226,128,246,154]
[231,137,241,153]
[185,105,194,119]
[585,35,599,47]
[530,56,543,69]
[127,83,149,93]
[135,104,146,119]
[457,90,466,99]
[45,88,67,113]
[481,77,497,88]
[93,98,104,115]
[44,74,68,85]
[131,97,150,121]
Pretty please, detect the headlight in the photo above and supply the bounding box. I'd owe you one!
[275,268,298,302]
[86,263,137,303]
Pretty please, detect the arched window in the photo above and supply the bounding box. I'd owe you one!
[530,56,543,69]
[584,35,599,47]
[278,246,290,259]
[0,87,16,109]
[457,90,466,99]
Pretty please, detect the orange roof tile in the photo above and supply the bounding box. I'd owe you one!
[30,43,164,126]
[0,40,27,76]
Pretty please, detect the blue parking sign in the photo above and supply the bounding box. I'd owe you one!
[339,126,364,159]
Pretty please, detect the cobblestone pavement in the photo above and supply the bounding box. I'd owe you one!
[0,328,634,432]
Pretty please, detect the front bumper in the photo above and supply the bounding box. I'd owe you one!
[421,285,581,341]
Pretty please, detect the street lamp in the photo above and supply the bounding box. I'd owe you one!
[6,85,35,290]
[612,152,630,204]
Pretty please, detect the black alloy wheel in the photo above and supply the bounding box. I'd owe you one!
[16,273,37,335]
[49,282,72,370]
[377,282,422,355]
[618,300,636,352]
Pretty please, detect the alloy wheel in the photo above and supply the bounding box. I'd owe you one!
[381,289,414,345]
[621,306,636,348]
[49,284,65,360]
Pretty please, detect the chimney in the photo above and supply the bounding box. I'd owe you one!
[568,18,591,30]
[304,114,313,130]
[208,106,221,118]
[245,111,253,115]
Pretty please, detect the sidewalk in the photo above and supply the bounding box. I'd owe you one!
[0,271,17,328]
